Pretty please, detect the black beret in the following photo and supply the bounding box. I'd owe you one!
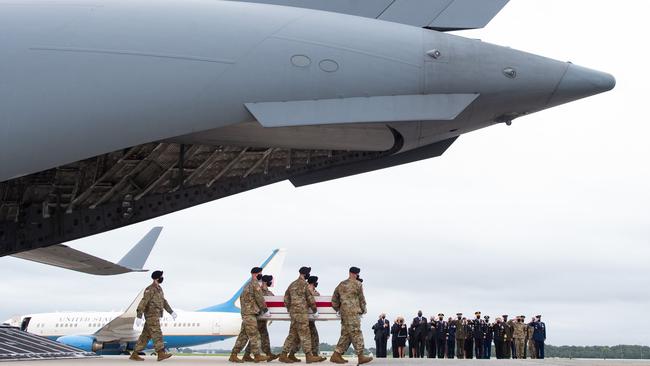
[307,276,319,284]
[349,266,361,274]
[151,270,163,279]
[299,266,311,274]
[251,267,263,274]
[261,275,273,282]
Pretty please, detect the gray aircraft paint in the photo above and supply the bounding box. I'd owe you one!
[0,0,614,255]
[0,0,613,181]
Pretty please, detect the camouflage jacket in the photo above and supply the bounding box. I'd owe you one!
[262,286,274,296]
[309,287,320,297]
[332,278,366,316]
[527,324,535,340]
[284,278,317,314]
[505,320,515,339]
[137,283,173,319]
[240,280,268,316]
[513,321,527,339]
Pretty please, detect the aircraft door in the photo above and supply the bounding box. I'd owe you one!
[212,322,221,335]
[20,317,31,331]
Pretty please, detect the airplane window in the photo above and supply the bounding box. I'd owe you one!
[55,324,58,328]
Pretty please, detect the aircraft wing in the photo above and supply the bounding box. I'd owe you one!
[11,227,162,276]
[93,290,144,343]
[228,0,509,30]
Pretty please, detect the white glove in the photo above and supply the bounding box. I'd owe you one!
[135,317,143,327]
[263,310,272,317]
[313,311,320,318]
[336,312,341,318]
[171,311,178,320]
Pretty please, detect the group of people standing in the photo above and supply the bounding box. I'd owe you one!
[230,266,374,364]
[374,311,547,359]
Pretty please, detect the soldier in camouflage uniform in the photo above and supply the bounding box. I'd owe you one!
[279,267,321,364]
[329,267,372,365]
[229,267,270,363]
[513,316,527,359]
[290,276,325,362]
[527,316,536,359]
[243,275,279,362]
[130,270,176,362]
[454,314,465,359]
[503,315,513,359]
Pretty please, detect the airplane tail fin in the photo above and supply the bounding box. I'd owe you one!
[117,226,163,271]
[198,248,287,312]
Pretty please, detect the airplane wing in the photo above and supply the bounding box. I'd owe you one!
[11,227,162,276]
[228,0,509,30]
[93,290,144,343]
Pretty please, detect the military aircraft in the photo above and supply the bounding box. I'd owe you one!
[0,0,615,257]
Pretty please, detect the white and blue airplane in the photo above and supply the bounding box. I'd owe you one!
[4,248,286,354]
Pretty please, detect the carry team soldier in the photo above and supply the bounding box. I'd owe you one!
[329,267,372,365]
[279,267,321,364]
[130,270,176,362]
[290,276,326,362]
[229,267,271,363]
[513,315,527,359]
[243,275,279,362]
[472,311,484,359]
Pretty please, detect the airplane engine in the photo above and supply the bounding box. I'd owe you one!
[56,335,103,352]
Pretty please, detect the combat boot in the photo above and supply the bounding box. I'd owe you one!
[266,352,279,362]
[129,352,144,361]
[229,352,245,363]
[329,352,346,364]
[305,353,321,364]
[288,353,302,362]
[254,354,269,363]
[278,352,294,363]
[156,350,173,362]
[357,354,373,365]
[243,353,255,362]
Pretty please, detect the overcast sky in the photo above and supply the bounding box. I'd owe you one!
[1,0,648,348]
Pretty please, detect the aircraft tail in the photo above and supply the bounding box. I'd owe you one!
[117,226,163,271]
[198,248,286,312]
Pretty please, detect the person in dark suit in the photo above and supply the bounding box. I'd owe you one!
[426,316,437,358]
[395,317,408,358]
[532,315,546,359]
[408,321,416,358]
[473,311,485,359]
[493,317,506,359]
[390,319,400,358]
[372,314,390,358]
[446,316,456,358]
[412,311,427,357]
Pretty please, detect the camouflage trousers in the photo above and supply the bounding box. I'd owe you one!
[134,317,165,352]
[455,339,465,358]
[527,339,537,359]
[291,321,319,354]
[281,313,313,355]
[334,315,365,356]
[515,338,525,359]
[232,315,262,355]
[244,320,271,355]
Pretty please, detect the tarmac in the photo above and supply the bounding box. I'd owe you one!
[5,356,650,366]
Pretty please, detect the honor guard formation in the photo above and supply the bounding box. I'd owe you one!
[378,311,547,360]
[230,266,372,365]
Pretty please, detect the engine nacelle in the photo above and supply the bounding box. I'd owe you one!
[56,335,103,352]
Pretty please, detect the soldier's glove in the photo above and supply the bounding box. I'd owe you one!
[313,310,320,318]
[134,317,144,328]
[336,312,341,318]
[171,311,178,320]
[263,310,272,318]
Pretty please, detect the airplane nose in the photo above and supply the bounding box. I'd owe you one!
[548,63,616,106]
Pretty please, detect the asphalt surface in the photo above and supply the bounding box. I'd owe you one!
[4,356,649,365]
